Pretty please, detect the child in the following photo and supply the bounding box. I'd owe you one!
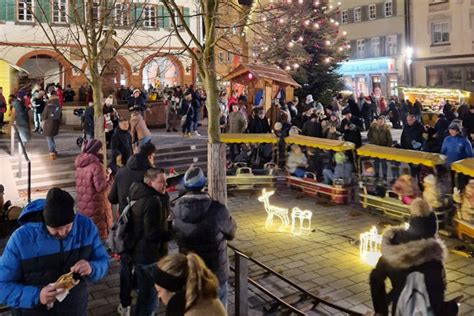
[287,144,308,177]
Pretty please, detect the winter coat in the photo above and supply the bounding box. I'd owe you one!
[185,299,227,316]
[75,153,112,239]
[108,153,153,213]
[130,113,152,144]
[83,106,94,136]
[173,192,237,285]
[368,123,392,147]
[301,119,323,138]
[322,119,340,140]
[340,117,362,148]
[400,121,424,150]
[227,111,247,133]
[370,227,458,316]
[109,128,133,172]
[248,117,271,134]
[126,182,170,264]
[287,152,307,174]
[463,112,474,137]
[12,98,29,127]
[128,95,146,112]
[41,98,61,137]
[0,201,109,315]
[441,135,473,166]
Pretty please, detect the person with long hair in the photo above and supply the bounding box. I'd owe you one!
[148,253,227,315]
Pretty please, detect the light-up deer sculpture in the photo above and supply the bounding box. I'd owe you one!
[258,189,290,230]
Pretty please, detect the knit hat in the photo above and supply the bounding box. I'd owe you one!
[341,107,351,115]
[16,90,26,99]
[448,121,462,132]
[183,166,206,191]
[305,95,314,104]
[44,187,75,227]
[406,198,438,240]
[83,139,102,154]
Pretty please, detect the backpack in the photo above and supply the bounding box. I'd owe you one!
[395,271,434,316]
[106,199,136,254]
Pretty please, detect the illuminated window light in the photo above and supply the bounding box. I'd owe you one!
[360,226,382,267]
[291,207,312,235]
[258,189,290,230]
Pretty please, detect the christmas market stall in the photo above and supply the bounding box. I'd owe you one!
[451,158,474,241]
[399,87,474,127]
[0,59,28,128]
[221,63,301,110]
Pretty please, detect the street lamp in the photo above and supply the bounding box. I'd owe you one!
[405,46,413,87]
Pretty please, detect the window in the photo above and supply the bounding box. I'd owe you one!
[432,22,449,44]
[386,34,397,55]
[88,1,100,22]
[446,67,462,88]
[371,37,380,57]
[18,0,33,22]
[341,10,348,24]
[52,0,67,23]
[430,0,448,4]
[427,67,445,87]
[227,51,232,64]
[357,39,365,58]
[384,0,393,17]
[354,7,361,22]
[218,52,224,64]
[465,66,474,91]
[143,5,156,28]
[115,3,129,26]
[369,4,376,20]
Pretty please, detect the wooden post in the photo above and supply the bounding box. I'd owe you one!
[207,143,227,204]
[235,252,248,316]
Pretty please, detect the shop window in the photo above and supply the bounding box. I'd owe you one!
[227,51,232,64]
[465,66,474,91]
[52,0,67,23]
[143,5,157,28]
[386,34,397,56]
[354,7,361,22]
[357,39,365,58]
[369,4,376,20]
[432,22,449,44]
[427,67,445,87]
[218,52,224,64]
[371,37,380,57]
[446,67,462,88]
[389,76,398,96]
[115,3,130,26]
[384,0,392,17]
[341,10,348,24]
[18,0,33,22]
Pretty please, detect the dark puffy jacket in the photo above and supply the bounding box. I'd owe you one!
[400,121,424,150]
[12,98,29,127]
[370,227,458,316]
[0,200,109,315]
[83,106,94,136]
[108,153,152,213]
[248,117,271,134]
[173,192,237,285]
[301,120,323,138]
[41,98,61,137]
[126,182,170,264]
[340,117,362,148]
[109,128,133,173]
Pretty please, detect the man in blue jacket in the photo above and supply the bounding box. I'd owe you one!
[0,187,109,315]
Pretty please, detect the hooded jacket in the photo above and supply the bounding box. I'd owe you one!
[109,128,133,173]
[400,121,424,150]
[368,123,392,147]
[108,153,152,213]
[41,98,61,137]
[0,200,109,315]
[173,192,237,285]
[370,227,458,316]
[75,152,112,239]
[441,135,473,166]
[126,182,170,264]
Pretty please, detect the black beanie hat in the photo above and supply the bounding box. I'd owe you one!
[44,187,75,227]
[406,198,438,240]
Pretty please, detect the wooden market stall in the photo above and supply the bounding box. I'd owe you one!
[0,59,28,124]
[399,87,474,126]
[222,63,301,110]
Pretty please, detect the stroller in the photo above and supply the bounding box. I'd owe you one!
[73,108,87,148]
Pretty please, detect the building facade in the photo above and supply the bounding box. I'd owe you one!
[0,0,200,95]
[410,0,474,91]
[335,0,407,98]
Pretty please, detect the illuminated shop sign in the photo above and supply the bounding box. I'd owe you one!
[338,58,396,75]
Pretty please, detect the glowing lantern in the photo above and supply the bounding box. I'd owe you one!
[248,73,253,80]
[291,207,312,235]
[359,226,382,266]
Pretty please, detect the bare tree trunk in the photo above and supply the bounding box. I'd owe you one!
[91,78,106,166]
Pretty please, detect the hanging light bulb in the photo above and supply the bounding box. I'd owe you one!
[338,47,343,51]
[288,41,294,48]
[314,23,319,29]
[335,21,340,26]
[285,65,291,71]
[279,18,285,23]
[298,0,303,3]
[263,16,267,21]
[329,4,333,9]
[325,57,330,63]
[337,1,341,5]
[287,0,292,3]
[304,20,310,26]
[298,36,304,42]
[346,44,351,49]
[330,18,334,23]
[293,63,300,69]
[325,40,331,46]
[314,1,319,6]
[342,31,347,36]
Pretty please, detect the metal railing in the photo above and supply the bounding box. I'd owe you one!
[229,244,363,316]
[10,124,31,202]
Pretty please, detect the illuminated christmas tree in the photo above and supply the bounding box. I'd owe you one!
[253,0,349,104]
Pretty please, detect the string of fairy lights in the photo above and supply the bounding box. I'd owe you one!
[250,0,350,72]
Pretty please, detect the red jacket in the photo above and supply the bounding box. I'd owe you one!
[75,153,112,239]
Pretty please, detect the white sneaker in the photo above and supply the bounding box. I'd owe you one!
[194,131,201,136]
[117,304,131,316]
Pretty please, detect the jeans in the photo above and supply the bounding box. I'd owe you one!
[86,133,94,140]
[374,158,388,180]
[17,126,30,143]
[33,110,41,129]
[119,254,133,308]
[193,109,200,131]
[217,282,228,310]
[139,136,152,146]
[134,264,158,316]
[46,136,56,153]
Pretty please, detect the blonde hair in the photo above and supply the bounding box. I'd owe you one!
[158,253,219,309]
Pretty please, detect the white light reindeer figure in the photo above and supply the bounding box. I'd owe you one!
[291,207,313,235]
[258,189,290,230]
[360,226,382,267]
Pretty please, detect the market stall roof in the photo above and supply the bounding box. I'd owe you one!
[285,135,355,151]
[0,59,30,74]
[222,63,301,88]
[398,86,471,98]
[357,144,446,167]
[221,133,278,144]
[451,158,474,177]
